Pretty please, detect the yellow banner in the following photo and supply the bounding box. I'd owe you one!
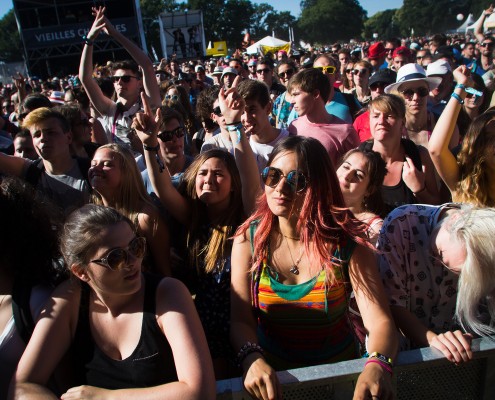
[260,43,291,56]
[206,41,228,56]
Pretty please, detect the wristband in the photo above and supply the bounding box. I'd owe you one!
[226,120,242,126]
[368,352,394,367]
[82,35,94,46]
[451,92,464,104]
[226,122,244,144]
[454,83,465,91]
[365,359,393,376]
[143,143,160,152]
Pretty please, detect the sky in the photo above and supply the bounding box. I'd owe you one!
[0,0,404,20]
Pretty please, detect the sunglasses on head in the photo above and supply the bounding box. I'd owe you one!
[314,65,336,75]
[278,69,294,78]
[157,126,185,142]
[212,106,223,117]
[90,236,146,271]
[257,68,271,74]
[400,87,429,98]
[261,167,308,193]
[110,75,138,83]
[353,68,368,76]
[165,94,179,101]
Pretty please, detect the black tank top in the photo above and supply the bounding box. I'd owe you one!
[72,273,178,389]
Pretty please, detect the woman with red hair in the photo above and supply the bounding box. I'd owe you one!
[230,136,398,400]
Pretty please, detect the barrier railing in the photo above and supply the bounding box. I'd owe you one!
[217,336,495,399]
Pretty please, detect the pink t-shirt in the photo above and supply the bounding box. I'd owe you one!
[289,115,360,166]
[353,110,371,143]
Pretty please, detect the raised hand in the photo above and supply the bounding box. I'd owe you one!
[218,75,245,125]
[86,7,106,41]
[453,65,474,87]
[132,92,161,146]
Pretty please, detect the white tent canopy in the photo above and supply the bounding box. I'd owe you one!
[456,14,475,32]
[467,13,495,32]
[246,36,290,55]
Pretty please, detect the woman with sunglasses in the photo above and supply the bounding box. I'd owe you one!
[429,66,495,207]
[133,82,260,379]
[231,136,397,400]
[339,61,355,94]
[364,94,440,213]
[273,61,298,129]
[11,205,216,399]
[385,63,442,149]
[351,60,372,106]
[90,143,171,276]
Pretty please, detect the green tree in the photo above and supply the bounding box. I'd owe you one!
[362,9,401,40]
[248,4,297,41]
[298,0,366,44]
[0,9,22,62]
[395,0,469,36]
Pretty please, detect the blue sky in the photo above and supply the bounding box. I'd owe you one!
[0,1,404,20]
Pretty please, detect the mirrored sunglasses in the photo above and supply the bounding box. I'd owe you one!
[165,94,179,101]
[261,167,308,193]
[90,237,146,271]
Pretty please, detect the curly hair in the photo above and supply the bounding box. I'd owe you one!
[455,108,495,206]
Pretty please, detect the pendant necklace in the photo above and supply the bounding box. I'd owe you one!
[283,234,304,275]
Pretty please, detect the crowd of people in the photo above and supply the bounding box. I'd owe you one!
[1,4,495,400]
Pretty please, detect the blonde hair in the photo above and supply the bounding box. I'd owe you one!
[22,107,70,132]
[90,144,154,224]
[452,207,495,336]
[454,108,495,206]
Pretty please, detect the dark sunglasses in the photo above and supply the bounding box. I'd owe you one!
[278,69,294,78]
[465,92,481,100]
[353,68,368,76]
[261,167,308,193]
[257,68,271,74]
[157,126,185,142]
[400,87,429,98]
[345,68,353,73]
[386,48,395,53]
[165,94,179,101]
[110,75,139,83]
[213,106,222,117]
[314,65,336,74]
[481,42,494,48]
[90,236,146,271]
[416,56,425,60]
[370,82,387,91]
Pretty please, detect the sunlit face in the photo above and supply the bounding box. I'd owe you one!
[241,99,271,136]
[289,85,316,116]
[464,91,483,110]
[336,152,371,206]
[352,65,370,86]
[256,63,273,85]
[211,99,227,130]
[339,53,350,69]
[29,117,72,161]
[89,148,123,196]
[313,56,336,87]
[431,216,466,274]
[369,106,404,142]
[195,157,232,209]
[393,56,407,71]
[277,64,295,86]
[265,151,305,219]
[158,117,184,159]
[112,68,141,100]
[14,135,38,160]
[398,81,429,115]
[82,221,143,295]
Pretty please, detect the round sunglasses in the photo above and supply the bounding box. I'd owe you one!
[261,167,308,192]
[90,236,146,271]
[157,126,185,142]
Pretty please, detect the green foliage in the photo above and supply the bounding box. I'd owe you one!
[395,0,470,36]
[298,0,366,44]
[0,9,21,62]
[363,9,401,40]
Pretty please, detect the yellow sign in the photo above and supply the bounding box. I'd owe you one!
[207,41,228,56]
[260,43,291,56]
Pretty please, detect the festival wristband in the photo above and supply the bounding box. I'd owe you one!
[451,92,464,104]
[226,122,244,144]
[82,35,94,46]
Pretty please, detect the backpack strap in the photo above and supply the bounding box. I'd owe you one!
[12,281,35,344]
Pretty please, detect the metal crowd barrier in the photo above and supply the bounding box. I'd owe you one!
[217,336,495,399]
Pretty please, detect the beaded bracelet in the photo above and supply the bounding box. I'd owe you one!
[236,342,264,368]
[365,358,393,376]
[82,35,94,46]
